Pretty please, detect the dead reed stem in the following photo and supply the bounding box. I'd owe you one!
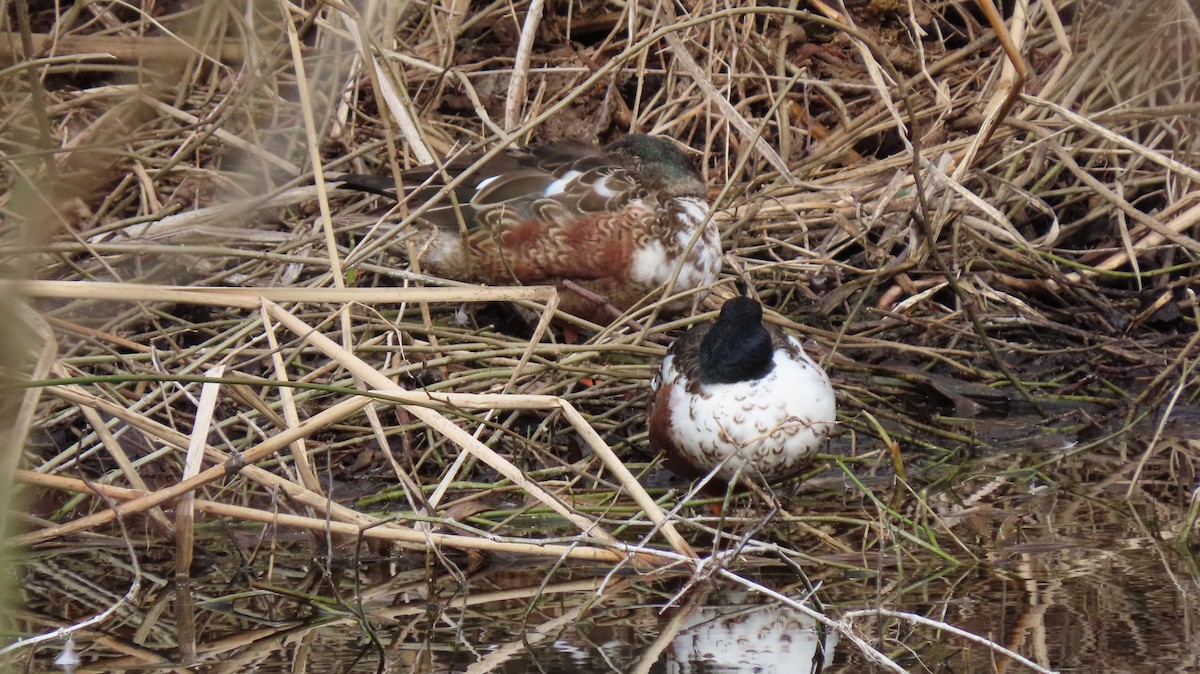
[5,1,1200,671]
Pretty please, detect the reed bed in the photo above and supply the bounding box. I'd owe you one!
[2,0,1198,671]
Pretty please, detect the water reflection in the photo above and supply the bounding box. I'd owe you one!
[10,529,1200,673]
[9,443,1200,672]
[665,588,836,674]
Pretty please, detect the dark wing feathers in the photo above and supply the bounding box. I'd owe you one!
[339,142,641,233]
[337,174,399,199]
[472,169,556,204]
[517,140,600,171]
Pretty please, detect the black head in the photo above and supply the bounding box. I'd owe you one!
[696,297,775,384]
[603,134,705,197]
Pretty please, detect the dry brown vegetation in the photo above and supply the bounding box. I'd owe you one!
[2,0,1199,671]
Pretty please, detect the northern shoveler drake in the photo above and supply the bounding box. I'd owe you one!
[339,134,722,324]
[648,297,836,487]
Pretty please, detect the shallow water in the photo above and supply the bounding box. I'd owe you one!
[9,438,1200,673]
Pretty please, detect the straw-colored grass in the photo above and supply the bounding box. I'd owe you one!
[2,0,1199,671]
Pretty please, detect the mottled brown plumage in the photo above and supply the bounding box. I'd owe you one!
[341,135,722,324]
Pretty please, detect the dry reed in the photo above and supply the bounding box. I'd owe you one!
[2,1,1198,671]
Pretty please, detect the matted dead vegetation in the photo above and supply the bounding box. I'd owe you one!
[2,0,1199,671]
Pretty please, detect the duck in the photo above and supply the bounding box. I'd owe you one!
[339,134,722,324]
[648,296,836,488]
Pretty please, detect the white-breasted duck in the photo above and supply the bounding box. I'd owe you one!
[648,297,836,488]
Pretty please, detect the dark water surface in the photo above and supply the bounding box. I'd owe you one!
[10,440,1200,673]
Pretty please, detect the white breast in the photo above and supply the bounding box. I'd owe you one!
[661,336,836,482]
[629,196,721,295]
